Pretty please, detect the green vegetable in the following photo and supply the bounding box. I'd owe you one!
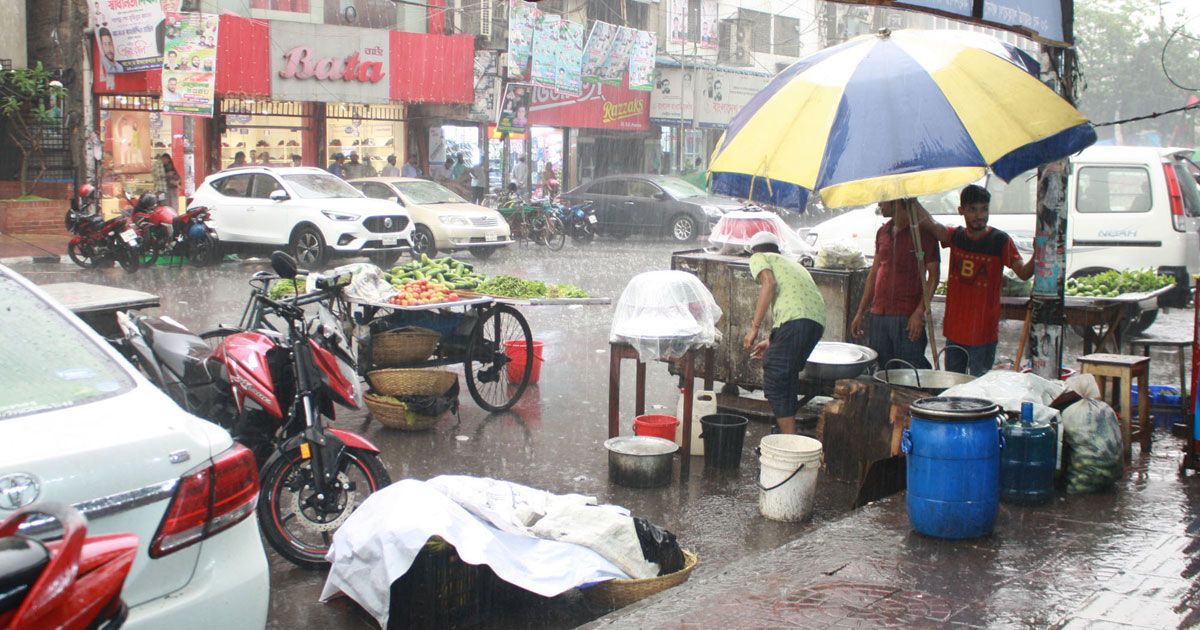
[269,277,308,300]
[387,256,485,290]
[1065,268,1175,298]
[474,275,590,299]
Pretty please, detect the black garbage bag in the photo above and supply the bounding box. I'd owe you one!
[632,517,684,576]
[402,380,460,417]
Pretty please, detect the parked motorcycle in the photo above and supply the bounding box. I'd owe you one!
[0,503,138,630]
[125,192,219,267]
[173,205,219,267]
[115,252,390,569]
[555,199,597,243]
[65,184,141,272]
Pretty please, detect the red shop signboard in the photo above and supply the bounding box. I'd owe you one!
[528,78,649,132]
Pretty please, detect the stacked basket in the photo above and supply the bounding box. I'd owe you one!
[365,327,458,430]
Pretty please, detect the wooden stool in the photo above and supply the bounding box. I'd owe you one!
[1127,337,1190,420]
[1079,354,1151,461]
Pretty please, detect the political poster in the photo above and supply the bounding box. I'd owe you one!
[529,14,562,90]
[506,0,541,80]
[598,26,637,86]
[581,21,616,84]
[470,51,501,122]
[700,0,718,49]
[91,0,167,73]
[496,83,533,134]
[628,30,657,91]
[668,0,688,45]
[161,12,219,117]
[556,20,585,95]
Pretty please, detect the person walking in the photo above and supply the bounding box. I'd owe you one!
[328,153,346,178]
[743,231,827,435]
[153,153,182,209]
[381,155,402,177]
[851,198,940,370]
[470,159,488,204]
[916,184,1034,376]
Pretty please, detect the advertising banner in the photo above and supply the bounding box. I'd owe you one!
[694,69,769,128]
[700,0,718,49]
[648,66,694,125]
[270,21,390,104]
[529,13,562,90]
[598,26,637,85]
[983,0,1064,43]
[506,0,541,80]
[668,0,688,45]
[581,21,616,84]
[105,110,154,173]
[628,30,657,92]
[470,50,501,122]
[92,0,167,73]
[161,12,219,117]
[529,80,649,131]
[496,82,533,134]
[556,19,585,96]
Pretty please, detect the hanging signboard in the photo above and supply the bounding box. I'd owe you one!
[598,27,637,86]
[668,0,688,45]
[700,0,718,50]
[581,21,617,84]
[507,0,541,79]
[694,69,769,128]
[161,12,219,117]
[270,22,390,104]
[92,0,167,73]
[828,0,1069,43]
[529,14,562,90]
[470,51,501,122]
[529,80,649,131]
[628,31,657,91]
[496,82,533,134]
[648,67,695,125]
[556,20,585,96]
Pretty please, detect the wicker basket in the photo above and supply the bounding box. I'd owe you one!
[368,368,458,397]
[581,549,699,608]
[372,327,441,366]
[389,536,498,629]
[364,393,441,431]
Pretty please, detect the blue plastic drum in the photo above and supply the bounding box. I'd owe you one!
[903,397,1004,539]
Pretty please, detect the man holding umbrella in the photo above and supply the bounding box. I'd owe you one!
[916,184,1033,376]
[851,198,941,370]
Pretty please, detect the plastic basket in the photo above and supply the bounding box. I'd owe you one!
[368,369,457,397]
[388,537,497,629]
[372,327,441,366]
[1132,384,1183,408]
[581,549,698,608]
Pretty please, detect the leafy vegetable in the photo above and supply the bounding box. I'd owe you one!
[474,275,590,299]
[269,277,307,300]
[1065,269,1175,298]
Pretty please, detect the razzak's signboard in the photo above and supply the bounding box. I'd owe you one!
[693,69,769,129]
[528,79,649,131]
[270,21,389,103]
[826,0,1069,44]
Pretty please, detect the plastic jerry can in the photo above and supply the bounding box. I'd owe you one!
[1000,402,1056,505]
[675,390,716,456]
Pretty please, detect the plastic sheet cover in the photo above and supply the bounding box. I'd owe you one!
[707,210,814,256]
[610,270,722,362]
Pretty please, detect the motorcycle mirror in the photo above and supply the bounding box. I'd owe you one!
[270,250,299,279]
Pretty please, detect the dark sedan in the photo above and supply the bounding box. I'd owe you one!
[559,174,746,241]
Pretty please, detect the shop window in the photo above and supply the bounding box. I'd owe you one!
[219,99,311,169]
[213,174,254,198]
[250,174,286,199]
[589,180,626,196]
[773,15,800,57]
[627,180,661,199]
[327,105,405,175]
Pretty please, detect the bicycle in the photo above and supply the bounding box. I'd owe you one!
[497,194,565,250]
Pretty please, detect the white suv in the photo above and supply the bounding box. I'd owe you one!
[191,166,413,266]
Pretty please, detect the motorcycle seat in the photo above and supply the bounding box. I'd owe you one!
[0,535,49,614]
[137,316,217,386]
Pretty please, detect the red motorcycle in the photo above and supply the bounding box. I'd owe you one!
[116,252,390,569]
[0,503,138,630]
[126,192,219,267]
[65,184,141,272]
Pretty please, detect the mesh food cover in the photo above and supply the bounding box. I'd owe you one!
[610,270,722,362]
[707,210,813,256]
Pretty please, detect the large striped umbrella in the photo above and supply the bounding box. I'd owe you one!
[709,29,1097,210]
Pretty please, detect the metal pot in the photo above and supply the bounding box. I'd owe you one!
[801,342,879,380]
[605,436,678,488]
[873,361,977,394]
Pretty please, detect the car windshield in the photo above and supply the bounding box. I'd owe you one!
[0,275,133,419]
[657,178,706,199]
[281,174,363,199]
[394,180,466,205]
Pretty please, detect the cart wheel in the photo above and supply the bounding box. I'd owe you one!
[464,304,533,412]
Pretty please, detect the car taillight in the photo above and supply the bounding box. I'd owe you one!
[1164,164,1186,232]
[150,444,259,558]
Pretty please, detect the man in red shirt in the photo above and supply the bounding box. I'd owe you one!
[851,198,940,370]
[917,184,1034,375]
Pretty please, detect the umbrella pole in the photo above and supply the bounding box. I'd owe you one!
[908,205,941,370]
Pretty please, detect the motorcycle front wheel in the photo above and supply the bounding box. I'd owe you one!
[116,243,140,272]
[67,242,97,268]
[257,445,391,569]
[189,232,217,267]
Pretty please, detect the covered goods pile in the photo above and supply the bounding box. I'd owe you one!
[610,270,722,362]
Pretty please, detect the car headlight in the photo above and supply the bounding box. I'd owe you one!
[702,206,722,217]
[439,215,471,226]
[321,210,360,221]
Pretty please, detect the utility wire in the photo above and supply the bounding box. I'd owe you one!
[1093,102,1200,128]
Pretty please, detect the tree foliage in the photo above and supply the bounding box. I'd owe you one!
[0,63,67,196]
[1075,0,1200,145]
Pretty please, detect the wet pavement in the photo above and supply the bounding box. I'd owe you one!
[6,238,1199,628]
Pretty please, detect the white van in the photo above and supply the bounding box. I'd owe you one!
[807,145,1200,309]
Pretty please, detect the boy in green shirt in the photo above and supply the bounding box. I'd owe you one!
[743,231,826,434]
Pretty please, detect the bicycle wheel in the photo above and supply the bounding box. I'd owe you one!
[464,304,532,412]
[543,215,566,251]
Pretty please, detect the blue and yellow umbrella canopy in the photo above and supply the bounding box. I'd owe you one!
[709,29,1097,210]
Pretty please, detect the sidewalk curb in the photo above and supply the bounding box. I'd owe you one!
[1,255,61,265]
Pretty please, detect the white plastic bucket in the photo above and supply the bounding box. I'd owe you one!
[675,390,716,456]
[757,434,823,522]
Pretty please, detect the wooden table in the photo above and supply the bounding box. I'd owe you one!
[40,282,160,337]
[608,341,716,477]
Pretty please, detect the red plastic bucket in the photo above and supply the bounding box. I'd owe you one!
[634,414,680,441]
[503,340,544,384]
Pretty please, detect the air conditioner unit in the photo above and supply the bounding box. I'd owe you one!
[718,19,752,66]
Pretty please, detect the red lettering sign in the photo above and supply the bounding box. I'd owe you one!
[277,46,385,84]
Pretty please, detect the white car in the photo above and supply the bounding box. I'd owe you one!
[348,177,512,260]
[191,166,413,267]
[0,266,270,628]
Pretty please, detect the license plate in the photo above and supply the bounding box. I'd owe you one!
[120,229,137,244]
[382,237,398,246]
[587,215,598,224]
[485,233,498,242]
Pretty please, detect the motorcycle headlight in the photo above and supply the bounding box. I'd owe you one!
[321,210,360,221]
[439,215,471,226]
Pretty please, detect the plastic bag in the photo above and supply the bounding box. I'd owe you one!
[632,517,684,576]
[610,270,722,362]
[940,370,1065,413]
[707,210,814,256]
[1062,373,1101,400]
[815,240,868,270]
[338,263,398,304]
[1060,399,1123,494]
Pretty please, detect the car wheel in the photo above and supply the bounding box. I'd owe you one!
[410,225,437,259]
[470,247,497,260]
[670,214,698,242]
[290,226,327,267]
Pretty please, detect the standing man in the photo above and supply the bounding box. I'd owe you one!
[401,155,421,178]
[327,153,346,178]
[361,155,379,177]
[344,152,363,179]
[916,184,1034,376]
[851,198,940,370]
[290,154,303,167]
[470,159,488,204]
[381,155,402,177]
[228,151,247,169]
[743,232,827,435]
[511,156,529,196]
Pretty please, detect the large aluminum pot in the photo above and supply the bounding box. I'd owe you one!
[801,342,879,380]
[873,362,976,394]
[605,436,678,488]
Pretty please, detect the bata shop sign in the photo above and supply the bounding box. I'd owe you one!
[271,22,390,104]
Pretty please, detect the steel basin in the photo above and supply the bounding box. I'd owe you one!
[801,342,878,380]
[873,369,976,394]
[605,436,677,488]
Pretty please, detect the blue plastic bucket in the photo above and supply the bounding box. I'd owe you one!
[903,397,1004,539]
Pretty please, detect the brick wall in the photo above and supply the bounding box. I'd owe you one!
[0,180,73,200]
[0,199,68,234]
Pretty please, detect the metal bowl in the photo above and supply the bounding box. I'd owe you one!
[801,342,879,380]
[605,436,678,488]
